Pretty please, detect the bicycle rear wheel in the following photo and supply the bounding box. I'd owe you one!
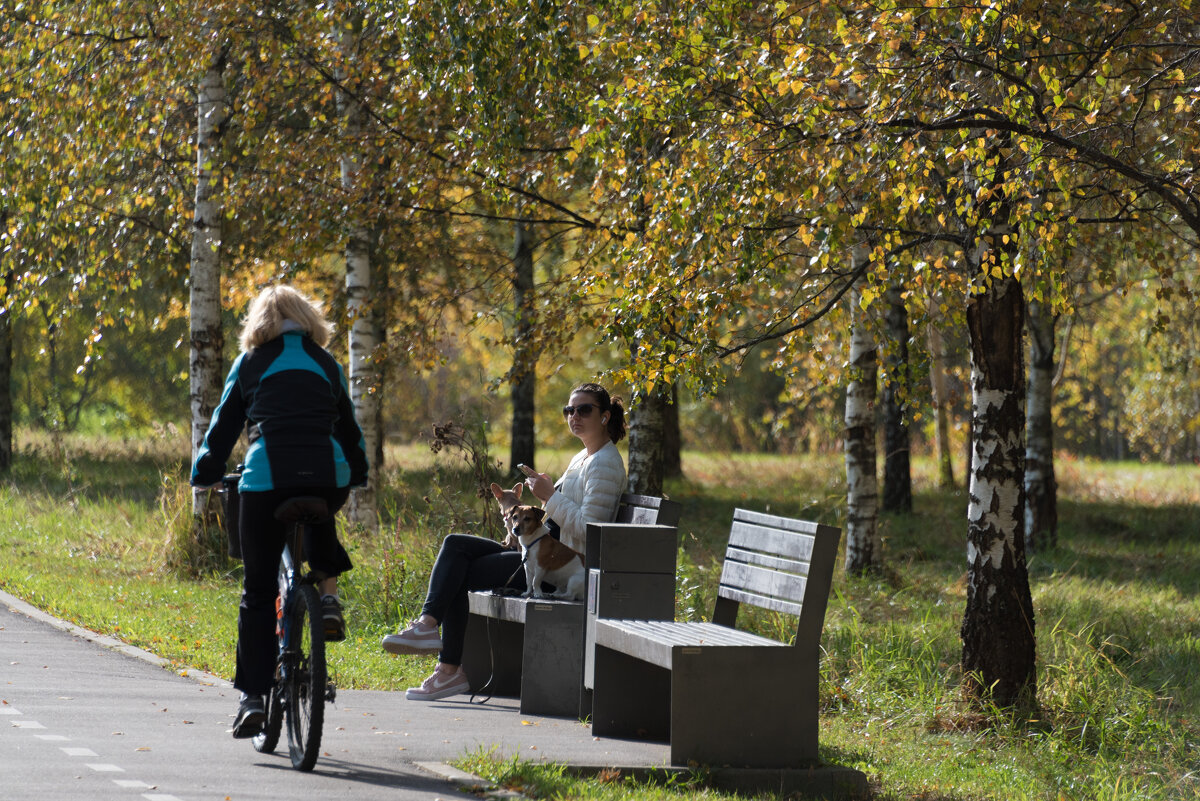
[285,584,326,771]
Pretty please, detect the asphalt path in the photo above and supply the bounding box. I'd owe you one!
[1,593,671,801]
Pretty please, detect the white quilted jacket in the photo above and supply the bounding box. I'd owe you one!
[542,440,627,553]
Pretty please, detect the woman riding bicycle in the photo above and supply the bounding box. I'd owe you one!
[191,285,368,739]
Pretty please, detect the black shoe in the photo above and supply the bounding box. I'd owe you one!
[322,595,346,642]
[232,694,266,739]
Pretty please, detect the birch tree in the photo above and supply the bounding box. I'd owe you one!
[626,387,670,497]
[962,254,1037,708]
[338,15,382,528]
[188,43,229,518]
[1024,296,1058,553]
[844,260,880,574]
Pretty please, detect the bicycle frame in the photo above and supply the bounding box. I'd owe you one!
[275,531,302,669]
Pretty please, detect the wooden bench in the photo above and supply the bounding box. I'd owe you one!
[461,493,681,716]
[589,508,841,768]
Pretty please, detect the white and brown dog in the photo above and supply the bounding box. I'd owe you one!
[489,482,586,600]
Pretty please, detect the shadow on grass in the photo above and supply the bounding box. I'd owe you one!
[7,449,182,507]
[1034,499,1200,596]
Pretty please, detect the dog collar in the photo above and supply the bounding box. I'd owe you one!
[521,533,547,561]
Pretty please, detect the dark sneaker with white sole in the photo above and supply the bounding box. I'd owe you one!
[232,694,266,739]
[321,595,346,642]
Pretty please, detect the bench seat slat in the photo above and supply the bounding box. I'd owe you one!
[467,592,582,623]
[595,619,785,669]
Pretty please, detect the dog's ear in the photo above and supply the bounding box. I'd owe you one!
[489,483,505,499]
[511,482,523,499]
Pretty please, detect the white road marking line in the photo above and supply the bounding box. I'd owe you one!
[35,734,71,741]
[114,780,152,788]
[86,763,125,772]
[61,746,99,757]
[60,743,98,757]
[142,795,184,801]
[0,707,21,715]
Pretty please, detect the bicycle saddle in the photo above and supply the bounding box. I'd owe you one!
[273,496,330,524]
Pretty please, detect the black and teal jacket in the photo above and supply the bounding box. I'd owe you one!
[191,331,369,493]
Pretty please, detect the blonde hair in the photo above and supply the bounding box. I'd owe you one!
[239,285,334,351]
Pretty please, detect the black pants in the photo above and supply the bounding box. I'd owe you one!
[234,486,353,696]
[421,534,526,665]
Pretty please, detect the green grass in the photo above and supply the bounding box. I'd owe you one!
[1,430,1198,800]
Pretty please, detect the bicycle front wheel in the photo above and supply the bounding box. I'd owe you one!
[285,584,326,771]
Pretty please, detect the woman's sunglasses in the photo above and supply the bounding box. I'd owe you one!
[562,403,600,418]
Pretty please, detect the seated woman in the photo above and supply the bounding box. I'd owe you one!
[381,382,627,701]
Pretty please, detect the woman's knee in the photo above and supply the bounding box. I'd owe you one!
[240,586,278,612]
[442,533,476,552]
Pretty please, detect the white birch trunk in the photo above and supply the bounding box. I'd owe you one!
[961,257,1037,708]
[844,255,880,574]
[627,387,667,496]
[339,39,381,529]
[189,56,227,518]
[1024,297,1057,552]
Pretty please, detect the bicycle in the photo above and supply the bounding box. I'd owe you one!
[247,494,336,771]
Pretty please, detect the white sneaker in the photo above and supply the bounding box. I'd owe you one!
[405,668,470,701]
[381,619,442,655]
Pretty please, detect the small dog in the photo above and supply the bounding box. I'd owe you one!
[490,481,524,520]
[489,483,586,600]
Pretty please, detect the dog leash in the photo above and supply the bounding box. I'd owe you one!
[469,549,527,706]
[468,524,560,705]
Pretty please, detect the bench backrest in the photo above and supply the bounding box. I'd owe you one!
[615,493,682,527]
[713,508,841,647]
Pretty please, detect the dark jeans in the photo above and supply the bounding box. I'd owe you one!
[421,534,526,665]
[234,486,353,696]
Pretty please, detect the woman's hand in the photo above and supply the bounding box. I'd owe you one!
[524,470,555,503]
